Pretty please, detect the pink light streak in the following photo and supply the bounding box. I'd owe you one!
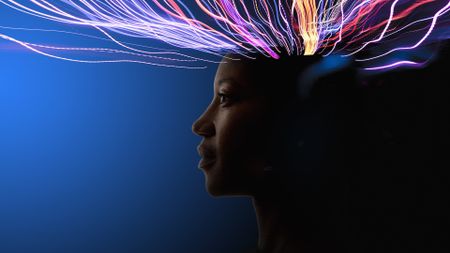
[364,60,425,71]
[0,0,448,70]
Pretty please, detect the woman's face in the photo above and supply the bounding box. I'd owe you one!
[192,57,275,196]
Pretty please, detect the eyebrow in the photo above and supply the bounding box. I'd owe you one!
[218,78,241,87]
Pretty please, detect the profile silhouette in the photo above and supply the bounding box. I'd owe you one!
[192,51,449,253]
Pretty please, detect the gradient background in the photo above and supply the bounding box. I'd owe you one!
[1,4,449,253]
[0,5,257,253]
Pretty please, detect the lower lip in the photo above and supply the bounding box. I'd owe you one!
[198,158,216,170]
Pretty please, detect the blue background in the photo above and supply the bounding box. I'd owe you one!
[0,5,257,253]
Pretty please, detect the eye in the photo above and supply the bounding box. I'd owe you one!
[217,92,234,106]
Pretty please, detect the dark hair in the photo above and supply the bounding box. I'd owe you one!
[229,51,450,252]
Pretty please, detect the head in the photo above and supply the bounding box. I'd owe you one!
[191,52,450,252]
[192,53,353,197]
[192,54,275,197]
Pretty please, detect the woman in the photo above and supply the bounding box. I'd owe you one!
[192,52,449,253]
[192,53,359,253]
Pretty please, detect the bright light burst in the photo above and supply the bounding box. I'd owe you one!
[0,0,448,70]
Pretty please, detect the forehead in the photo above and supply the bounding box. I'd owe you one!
[214,57,255,88]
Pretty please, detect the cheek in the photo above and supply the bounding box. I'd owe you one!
[215,104,270,166]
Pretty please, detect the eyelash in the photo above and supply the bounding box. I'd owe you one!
[217,92,233,106]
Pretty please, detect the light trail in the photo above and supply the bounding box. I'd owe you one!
[0,0,448,70]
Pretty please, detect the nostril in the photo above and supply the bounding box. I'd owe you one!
[192,119,203,135]
[192,122,200,135]
[192,119,215,137]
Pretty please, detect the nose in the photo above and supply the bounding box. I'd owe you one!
[192,110,215,137]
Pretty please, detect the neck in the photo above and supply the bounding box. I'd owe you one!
[252,194,304,253]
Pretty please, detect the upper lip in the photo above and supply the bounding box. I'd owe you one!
[197,143,216,160]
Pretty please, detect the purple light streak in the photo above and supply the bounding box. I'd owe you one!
[0,0,448,70]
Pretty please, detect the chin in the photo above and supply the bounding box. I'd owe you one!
[205,176,231,197]
[205,186,225,197]
[204,173,251,197]
[202,161,257,197]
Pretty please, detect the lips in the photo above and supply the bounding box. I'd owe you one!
[197,144,216,170]
[198,157,216,170]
